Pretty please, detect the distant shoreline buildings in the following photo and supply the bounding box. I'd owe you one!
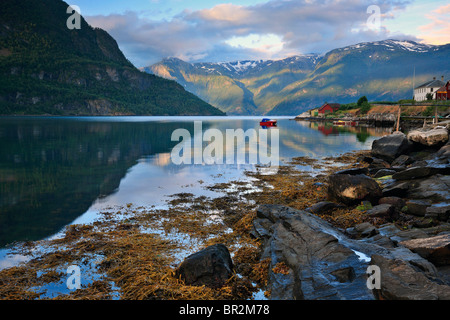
[414,76,450,101]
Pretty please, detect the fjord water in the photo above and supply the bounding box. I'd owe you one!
[0,116,391,249]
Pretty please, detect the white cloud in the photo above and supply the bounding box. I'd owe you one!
[84,0,416,67]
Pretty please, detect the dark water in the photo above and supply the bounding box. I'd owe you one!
[0,116,391,248]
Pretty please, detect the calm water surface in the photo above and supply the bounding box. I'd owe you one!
[0,116,392,252]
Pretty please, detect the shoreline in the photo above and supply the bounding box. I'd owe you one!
[0,123,449,300]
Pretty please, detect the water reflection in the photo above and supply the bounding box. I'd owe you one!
[0,116,392,247]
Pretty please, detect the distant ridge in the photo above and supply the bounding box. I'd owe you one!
[144,39,450,115]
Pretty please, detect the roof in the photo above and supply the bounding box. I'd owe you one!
[436,81,450,93]
[415,79,445,89]
[319,103,340,111]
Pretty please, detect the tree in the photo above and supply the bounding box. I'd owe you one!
[426,93,433,101]
[357,96,368,106]
[359,101,372,114]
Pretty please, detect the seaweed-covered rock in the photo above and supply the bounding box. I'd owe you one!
[327,174,382,205]
[175,244,233,288]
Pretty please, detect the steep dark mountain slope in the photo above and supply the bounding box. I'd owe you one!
[0,0,224,116]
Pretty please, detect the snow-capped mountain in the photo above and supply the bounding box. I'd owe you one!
[340,39,438,53]
[144,39,450,115]
[163,54,322,78]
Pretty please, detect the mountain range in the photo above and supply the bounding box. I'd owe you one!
[0,0,224,116]
[144,40,450,115]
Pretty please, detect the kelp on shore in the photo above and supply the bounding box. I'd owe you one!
[0,150,380,300]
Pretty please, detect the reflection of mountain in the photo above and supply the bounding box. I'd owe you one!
[0,117,391,247]
[277,120,392,158]
[0,118,204,247]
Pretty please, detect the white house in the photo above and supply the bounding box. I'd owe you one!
[414,77,445,101]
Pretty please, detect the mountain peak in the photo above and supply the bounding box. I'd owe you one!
[338,39,437,53]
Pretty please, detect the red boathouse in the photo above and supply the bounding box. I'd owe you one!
[318,103,341,115]
[436,81,450,101]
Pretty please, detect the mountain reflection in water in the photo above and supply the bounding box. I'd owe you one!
[0,116,391,247]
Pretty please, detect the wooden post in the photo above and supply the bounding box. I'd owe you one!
[434,105,438,124]
[396,105,401,132]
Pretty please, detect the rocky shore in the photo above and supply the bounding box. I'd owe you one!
[177,121,450,300]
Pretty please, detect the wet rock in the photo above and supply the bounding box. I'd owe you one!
[378,223,428,243]
[366,204,397,220]
[347,222,378,238]
[379,196,406,211]
[256,205,375,300]
[436,142,450,161]
[391,154,413,167]
[407,128,449,147]
[412,218,435,229]
[371,132,412,162]
[335,167,369,175]
[399,234,450,266]
[426,204,450,222]
[410,160,429,167]
[406,175,450,203]
[406,199,432,217]
[369,254,450,300]
[368,158,391,169]
[305,201,343,215]
[382,181,410,197]
[255,205,450,300]
[327,174,382,206]
[392,166,440,180]
[330,267,356,283]
[175,244,233,288]
[357,155,374,164]
[251,218,273,239]
[373,169,396,178]
[254,205,450,300]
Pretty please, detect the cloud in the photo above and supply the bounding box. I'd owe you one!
[84,0,415,67]
[418,4,450,45]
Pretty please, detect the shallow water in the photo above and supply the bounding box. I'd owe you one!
[0,116,391,254]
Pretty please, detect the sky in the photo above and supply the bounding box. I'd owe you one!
[70,0,450,67]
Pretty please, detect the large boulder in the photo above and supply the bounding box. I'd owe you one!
[254,205,376,300]
[407,128,449,147]
[252,205,450,300]
[175,244,233,288]
[327,174,382,205]
[371,132,412,162]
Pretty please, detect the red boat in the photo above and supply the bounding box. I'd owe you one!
[260,118,277,127]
